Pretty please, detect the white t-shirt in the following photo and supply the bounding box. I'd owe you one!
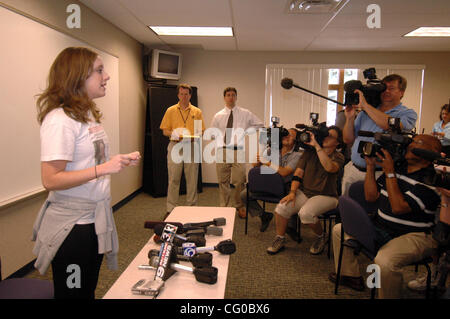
[40,108,111,223]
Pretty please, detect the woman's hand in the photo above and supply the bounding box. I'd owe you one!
[280,192,296,207]
[97,151,141,176]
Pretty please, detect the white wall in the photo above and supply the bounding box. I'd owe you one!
[176,49,450,183]
[0,0,146,278]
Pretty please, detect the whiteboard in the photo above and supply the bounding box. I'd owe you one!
[0,5,120,206]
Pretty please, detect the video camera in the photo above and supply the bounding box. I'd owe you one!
[259,116,290,150]
[295,113,329,149]
[357,117,413,168]
[344,68,386,107]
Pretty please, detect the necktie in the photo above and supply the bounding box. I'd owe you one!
[224,110,233,145]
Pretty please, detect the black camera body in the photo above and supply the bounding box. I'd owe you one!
[344,68,386,107]
[357,117,413,168]
[260,116,290,149]
[421,167,450,190]
[295,113,329,149]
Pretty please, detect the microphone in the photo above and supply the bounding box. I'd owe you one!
[176,239,236,256]
[281,78,293,89]
[149,256,218,284]
[145,220,224,236]
[154,224,206,247]
[411,148,450,166]
[184,217,226,229]
[144,221,183,233]
[295,124,308,129]
[281,77,345,106]
[153,223,178,282]
[148,249,213,268]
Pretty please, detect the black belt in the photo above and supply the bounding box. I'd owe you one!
[223,145,243,150]
[353,163,382,172]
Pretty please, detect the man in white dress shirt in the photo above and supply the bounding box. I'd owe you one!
[211,87,263,218]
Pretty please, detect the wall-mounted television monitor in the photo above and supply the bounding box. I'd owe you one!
[150,49,182,80]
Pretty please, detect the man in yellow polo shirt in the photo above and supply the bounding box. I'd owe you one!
[160,84,205,213]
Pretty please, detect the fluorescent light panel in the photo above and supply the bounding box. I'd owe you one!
[404,27,450,37]
[149,26,233,37]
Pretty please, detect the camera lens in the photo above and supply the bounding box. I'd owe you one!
[299,132,310,143]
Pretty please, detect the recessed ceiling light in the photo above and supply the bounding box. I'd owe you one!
[404,27,450,37]
[149,26,233,37]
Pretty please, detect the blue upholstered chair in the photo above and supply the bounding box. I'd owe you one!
[0,258,53,299]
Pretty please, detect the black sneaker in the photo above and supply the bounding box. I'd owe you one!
[259,212,273,232]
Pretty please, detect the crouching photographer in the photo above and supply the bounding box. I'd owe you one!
[341,72,418,196]
[330,134,442,298]
[267,126,345,255]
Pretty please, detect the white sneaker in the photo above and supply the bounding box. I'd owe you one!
[407,264,440,292]
[267,236,286,255]
[310,234,328,255]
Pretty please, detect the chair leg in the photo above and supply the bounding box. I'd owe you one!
[296,216,302,243]
[335,226,344,295]
[424,263,432,299]
[245,184,249,235]
[371,287,376,299]
[327,217,333,259]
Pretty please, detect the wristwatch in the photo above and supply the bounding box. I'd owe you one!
[386,173,396,179]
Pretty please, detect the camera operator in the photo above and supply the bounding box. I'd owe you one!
[240,128,301,232]
[329,134,442,298]
[341,74,417,196]
[267,126,344,255]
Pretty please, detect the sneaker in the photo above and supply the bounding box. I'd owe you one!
[259,212,273,232]
[267,236,286,255]
[407,264,440,292]
[310,234,328,255]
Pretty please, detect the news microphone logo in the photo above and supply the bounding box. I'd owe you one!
[182,242,196,257]
[160,223,178,242]
[155,224,178,282]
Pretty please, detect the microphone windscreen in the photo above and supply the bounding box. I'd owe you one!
[411,148,442,161]
[154,224,164,236]
[149,256,159,267]
[344,80,362,93]
[213,217,226,226]
[148,249,159,259]
[144,221,158,229]
[216,239,236,255]
[295,124,307,129]
[206,226,223,236]
[281,78,293,90]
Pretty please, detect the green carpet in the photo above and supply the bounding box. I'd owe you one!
[25,187,435,299]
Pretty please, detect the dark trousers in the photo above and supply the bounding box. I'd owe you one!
[51,224,103,299]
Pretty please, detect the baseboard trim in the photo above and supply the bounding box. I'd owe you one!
[112,188,143,212]
[202,183,218,188]
[5,259,36,279]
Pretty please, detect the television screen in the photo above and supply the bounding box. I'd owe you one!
[157,53,179,74]
[150,49,182,80]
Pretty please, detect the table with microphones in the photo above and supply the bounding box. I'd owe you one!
[103,206,236,299]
